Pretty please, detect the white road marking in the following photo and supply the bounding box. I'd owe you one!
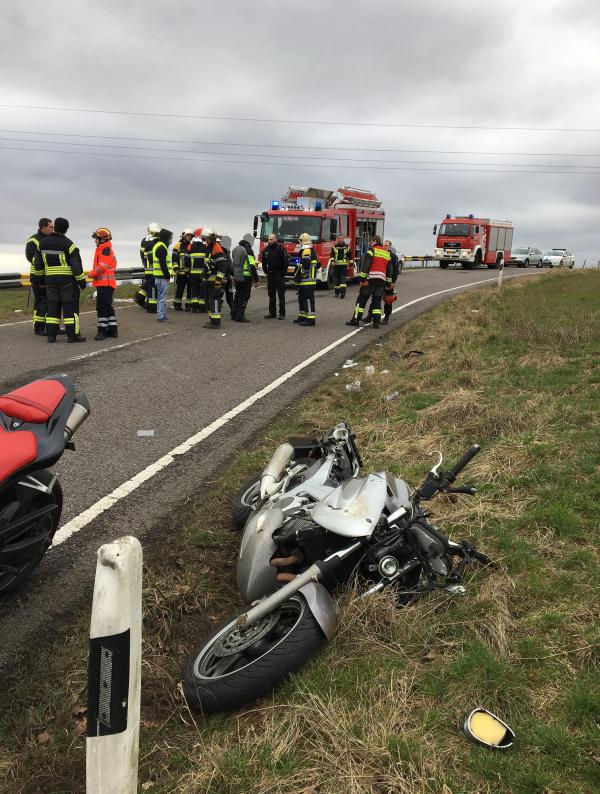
[68,333,171,361]
[52,272,539,548]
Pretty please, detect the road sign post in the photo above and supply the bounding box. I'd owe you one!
[86,536,143,794]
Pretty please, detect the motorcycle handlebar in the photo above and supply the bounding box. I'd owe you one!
[447,444,481,481]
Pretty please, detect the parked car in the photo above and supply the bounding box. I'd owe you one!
[508,246,543,267]
[540,249,575,268]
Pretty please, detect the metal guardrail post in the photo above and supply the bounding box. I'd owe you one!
[86,536,143,794]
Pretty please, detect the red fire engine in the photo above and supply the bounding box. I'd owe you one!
[253,186,385,286]
[433,214,514,269]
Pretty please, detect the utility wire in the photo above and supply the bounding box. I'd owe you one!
[1,103,599,133]
[1,135,598,170]
[0,143,597,175]
[1,129,599,159]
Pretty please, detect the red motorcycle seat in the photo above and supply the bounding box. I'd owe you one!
[0,427,38,482]
[0,379,66,424]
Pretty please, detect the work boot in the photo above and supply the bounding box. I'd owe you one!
[340,291,346,299]
[174,304,183,311]
[184,304,191,312]
[372,321,380,330]
[47,336,56,344]
[381,317,389,326]
[293,317,304,324]
[67,335,86,343]
[235,317,250,323]
[264,314,276,319]
[304,319,315,326]
[203,321,220,329]
[277,315,285,320]
[346,317,359,326]
[94,330,107,341]
[191,305,199,313]
[107,328,118,338]
[34,326,46,336]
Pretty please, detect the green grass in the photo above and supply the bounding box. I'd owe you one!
[0,271,598,793]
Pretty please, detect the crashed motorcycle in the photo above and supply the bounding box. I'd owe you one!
[0,375,90,593]
[182,423,491,713]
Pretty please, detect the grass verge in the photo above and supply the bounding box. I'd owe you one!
[0,284,141,324]
[0,271,598,793]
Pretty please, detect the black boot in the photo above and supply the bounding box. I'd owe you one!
[174,304,183,311]
[94,329,107,341]
[184,304,191,312]
[346,316,359,326]
[67,335,87,343]
[381,317,389,325]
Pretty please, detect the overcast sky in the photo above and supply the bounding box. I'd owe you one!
[1,0,599,271]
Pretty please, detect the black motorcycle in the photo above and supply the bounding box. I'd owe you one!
[0,375,90,592]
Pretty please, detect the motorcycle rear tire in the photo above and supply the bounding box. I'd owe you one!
[231,472,262,531]
[0,478,63,593]
[182,594,325,714]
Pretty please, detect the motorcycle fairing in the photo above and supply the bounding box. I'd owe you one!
[0,375,76,488]
[311,473,388,537]
[237,506,282,602]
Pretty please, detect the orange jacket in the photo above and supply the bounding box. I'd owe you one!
[90,241,117,288]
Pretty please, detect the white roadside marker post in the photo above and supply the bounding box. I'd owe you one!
[498,258,504,287]
[86,536,143,794]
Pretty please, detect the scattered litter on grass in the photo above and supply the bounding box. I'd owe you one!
[351,343,357,347]
[334,372,339,377]
[13,309,23,314]
[346,380,362,392]
[404,350,424,358]
[384,390,399,402]
[137,429,155,437]
[471,309,480,313]
[381,369,390,374]
[342,359,357,368]
[364,365,375,376]
[221,333,226,337]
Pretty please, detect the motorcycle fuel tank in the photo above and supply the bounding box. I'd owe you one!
[311,473,387,537]
[237,505,282,602]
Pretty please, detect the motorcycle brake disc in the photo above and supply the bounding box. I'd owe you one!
[213,609,282,658]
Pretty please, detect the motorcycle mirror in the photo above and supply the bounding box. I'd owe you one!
[464,708,515,750]
[430,450,443,475]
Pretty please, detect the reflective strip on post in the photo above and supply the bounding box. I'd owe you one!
[86,536,142,794]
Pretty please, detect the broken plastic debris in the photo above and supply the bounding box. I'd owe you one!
[342,359,357,369]
[471,309,480,313]
[381,369,390,374]
[334,372,339,377]
[345,380,362,392]
[137,429,155,437]
[384,390,399,402]
[364,365,375,376]
[13,309,23,314]
[221,333,227,337]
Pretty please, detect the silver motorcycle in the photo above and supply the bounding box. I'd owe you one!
[182,423,491,714]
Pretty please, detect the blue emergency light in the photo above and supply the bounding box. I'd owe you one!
[271,200,280,210]
[314,201,322,211]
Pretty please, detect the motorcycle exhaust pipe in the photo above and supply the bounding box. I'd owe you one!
[260,442,295,500]
[64,392,91,443]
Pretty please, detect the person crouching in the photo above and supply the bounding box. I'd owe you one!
[90,227,118,340]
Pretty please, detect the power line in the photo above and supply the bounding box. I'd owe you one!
[1,103,600,133]
[0,143,597,175]
[1,128,599,158]
[2,135,598,170]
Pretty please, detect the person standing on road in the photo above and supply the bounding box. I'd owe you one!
[330,235,352,299]
[152,228,173,322]
[293,232,318,327]
[188,228,209,313]
[140,222,160,312]
[25,217,53,335]
[219,236,235,318]
[381,240,400,326]
[202,228,227,329]
[35,217,87,343]
[89,227,118,340]
[346,235,391,329]
[231,234,259,322]
[173,228,193,311]
[262,233,288,320]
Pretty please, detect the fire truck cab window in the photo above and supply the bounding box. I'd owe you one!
[439,223,470,236]
[339,215,348,236]
[260,215,321,242]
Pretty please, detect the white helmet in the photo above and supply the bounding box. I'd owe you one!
[201,227,215,238]
[182,227,193,235]
[147,222,160,234]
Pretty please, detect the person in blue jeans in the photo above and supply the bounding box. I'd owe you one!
[151,228,173,321]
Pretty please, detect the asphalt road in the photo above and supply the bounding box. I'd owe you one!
[0,268,541,670]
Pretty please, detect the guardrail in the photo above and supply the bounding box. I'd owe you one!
[0,268,145,290]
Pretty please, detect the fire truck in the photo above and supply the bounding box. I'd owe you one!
[433,214,514,269]
[253,186,385,286]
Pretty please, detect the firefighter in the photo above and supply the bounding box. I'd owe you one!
[381,240,400,325]
[25,217,53,335]
[140,222,160,312]
[231,233,259,322]
[89,227,118,340]
[293,232,318,326]
[346,235,391,329]
[152,228,173,322]
[201,227,227,329]
[330,235,352,298]
[219,236,235,317]
[173,228,193,311]
[35,217,87,343]
[188,228,209,313]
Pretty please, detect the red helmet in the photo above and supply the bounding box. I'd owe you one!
[193,227,203,237]
[92,227,112,243]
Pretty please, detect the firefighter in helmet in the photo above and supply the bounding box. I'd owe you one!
[293,232,318,326]
[188,227,209,312]
[89,227,118,340]
[330,234,352,298]
[173,228,193,311]
[139,222,160,311]
[346,235,392,329]
[201,227,227,328]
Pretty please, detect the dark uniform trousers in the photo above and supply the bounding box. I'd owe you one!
[232,278,252,320]
[145,275,157,313]
[31,282,48,333]
[96,286,117,336]
[174,273,192,310]
[46,279,80,340]
[208,282,224,327]
[332,264,347,297]
[355,281,385,325]
[267,270,286,317]
[189,275,207,312]
[298,286,316,324]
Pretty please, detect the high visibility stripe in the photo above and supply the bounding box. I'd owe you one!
[46,317,60,325]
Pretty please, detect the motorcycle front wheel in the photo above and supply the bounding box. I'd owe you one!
[182,595,325,714]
